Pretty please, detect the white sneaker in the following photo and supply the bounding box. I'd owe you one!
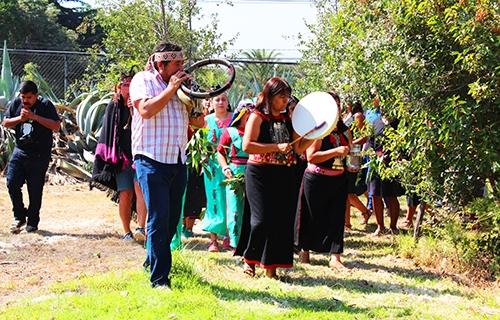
[133,227,146,242]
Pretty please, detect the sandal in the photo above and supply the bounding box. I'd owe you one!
[208,241,220,252]
[390,227,399,235]
[243,263,255,277]
[400,220,413,229]
[371,227,390,237]
[222,236,233,250]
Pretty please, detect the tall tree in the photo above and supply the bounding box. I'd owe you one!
[298,0,499,205]
[0,0,77,50]
[48,0,105,49]
[82,0,234,87]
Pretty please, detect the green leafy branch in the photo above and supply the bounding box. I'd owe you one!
[350,119,374,140]
[186,127,215,179]
[221,172,245,196]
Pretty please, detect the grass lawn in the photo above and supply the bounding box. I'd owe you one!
[1,230,498,320]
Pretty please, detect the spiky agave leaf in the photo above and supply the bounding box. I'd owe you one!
[76,90,99,131]
[0,41,20,104]
[24,62,61,104]
[0,125,15,171]
[0,41,13,98]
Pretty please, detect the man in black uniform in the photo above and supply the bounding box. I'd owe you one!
[2,80,61,233]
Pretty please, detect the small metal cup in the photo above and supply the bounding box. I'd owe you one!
[346,144,362,171]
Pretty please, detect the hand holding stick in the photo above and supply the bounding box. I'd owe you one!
[290,121,326,145]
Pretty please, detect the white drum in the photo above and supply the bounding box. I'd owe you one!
[292,92,339,140]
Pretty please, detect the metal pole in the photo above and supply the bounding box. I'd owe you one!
[64,54,68,98]
[188,3,192,63]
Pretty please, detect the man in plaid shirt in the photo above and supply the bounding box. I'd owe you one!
[129,42,191,289]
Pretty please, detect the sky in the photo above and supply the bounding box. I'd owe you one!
[194,0,318,60]
[76,0,319,61]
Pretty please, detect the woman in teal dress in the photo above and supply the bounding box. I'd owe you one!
[202,92,233,252]
[217,101,253,249]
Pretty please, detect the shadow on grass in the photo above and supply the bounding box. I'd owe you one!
[345,237,395,250]
[348,259,441,280]
[348,259,469,293]
[208,255,466,299]
[171,255,374,315]
[344,228,375,237]
[208,282,369,315]
[343,251,391,259]
[286,273,467,298]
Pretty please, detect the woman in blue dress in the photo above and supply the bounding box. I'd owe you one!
[202,92,233,252]
[217,101,253,250]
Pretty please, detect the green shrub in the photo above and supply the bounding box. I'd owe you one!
[397,199,499,279]
[397,234,416,259]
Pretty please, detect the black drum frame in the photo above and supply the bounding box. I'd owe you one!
[180,59,236,99]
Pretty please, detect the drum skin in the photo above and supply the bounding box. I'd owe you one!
[292,92,339,140]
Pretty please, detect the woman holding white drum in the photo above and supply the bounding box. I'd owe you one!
[295,91,351,270]
[241,77,312,279]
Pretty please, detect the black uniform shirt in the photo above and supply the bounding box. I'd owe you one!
[4,96,60,157]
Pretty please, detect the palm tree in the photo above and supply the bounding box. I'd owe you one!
[228,49,297,107]
[240,49,281,86]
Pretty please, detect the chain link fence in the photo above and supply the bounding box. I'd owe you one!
[6,48,299,102]
[7,48,95,99]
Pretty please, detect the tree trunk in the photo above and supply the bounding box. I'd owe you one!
[160,0,168,39]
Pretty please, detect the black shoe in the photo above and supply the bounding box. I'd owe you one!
[143,259,150,272]
[152,279,171,290]
[25,225,38,233]
[10,220,26,234]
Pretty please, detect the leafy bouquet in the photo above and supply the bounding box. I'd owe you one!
[186,127,216,179]
[221,172,245,196]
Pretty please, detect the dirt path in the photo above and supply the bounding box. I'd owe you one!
[0,178,497,315]
[0,178,145,306]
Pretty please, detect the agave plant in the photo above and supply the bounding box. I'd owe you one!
[0,41,20,171]
[23,62,63,105]
[0,41,20,120]
[45,87,114,182]
[75,90,112,152]
[0,126,15,172]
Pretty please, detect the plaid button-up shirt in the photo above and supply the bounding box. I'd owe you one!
[129,69,189,164]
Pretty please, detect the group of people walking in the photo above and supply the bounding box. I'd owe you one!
[3,40,408,289]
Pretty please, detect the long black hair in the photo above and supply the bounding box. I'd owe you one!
[255,77,292,114]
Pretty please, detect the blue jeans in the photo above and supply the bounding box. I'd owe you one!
[6,148,50,227]
[134,155,187,287]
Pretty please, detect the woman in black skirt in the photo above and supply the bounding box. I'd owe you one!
[241,77,312,279]
[181,117,207,238]
[295,92,351,270]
